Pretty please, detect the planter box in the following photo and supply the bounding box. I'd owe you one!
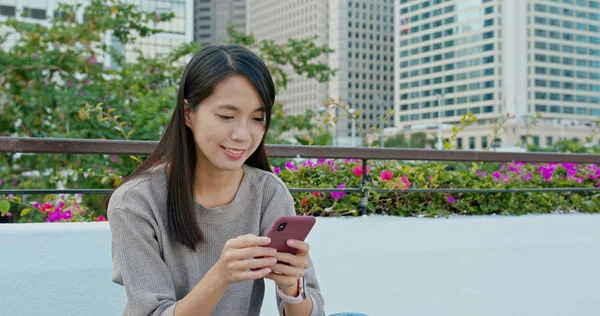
[1,214,599,316]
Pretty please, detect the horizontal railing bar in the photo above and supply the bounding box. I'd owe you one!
[2,137,600,163]
[2,187,598,195]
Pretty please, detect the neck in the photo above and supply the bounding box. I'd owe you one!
[192,160,245,208]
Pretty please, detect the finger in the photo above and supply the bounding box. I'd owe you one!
[237,267,273,281]
[286,239,310,255]
[228,235,271,249]
[234,257,278,271]
[274,252,309,270]
[232,246,277,261]
[270,263,305,278]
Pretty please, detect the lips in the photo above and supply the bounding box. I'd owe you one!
[220,146,246,160]
[222,146,244,155]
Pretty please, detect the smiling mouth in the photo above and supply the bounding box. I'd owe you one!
[221,146,245,155]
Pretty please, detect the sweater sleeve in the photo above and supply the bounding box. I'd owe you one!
[259,176,326,316]
[108,206,178,316]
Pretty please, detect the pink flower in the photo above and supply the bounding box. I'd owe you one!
[380,170,393,181]
[395,175,412,190]
[156,12,162,21]
[31,202,41,209]
[0,179,2,185]
[331,184,345,200]
[110,155,117,163]
[352,165,370,177]
[62,210,72,221]
[285,161,295,169]
[46,210,62,222]
[273,167,280,175]
[6,212,12,217]
[87,55,97,64]
[446,195,456,203]
[96,215,107,222]
[523,173,534,181]
[56,200,65,210]
[40,202,53,213]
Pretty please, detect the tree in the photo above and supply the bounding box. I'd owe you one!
[0,0,336,222]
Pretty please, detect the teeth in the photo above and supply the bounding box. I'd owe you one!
[224,147,243,155]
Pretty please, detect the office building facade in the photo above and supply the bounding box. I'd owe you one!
[394,0,599,149]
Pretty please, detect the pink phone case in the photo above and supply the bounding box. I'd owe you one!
[265,216,316,254]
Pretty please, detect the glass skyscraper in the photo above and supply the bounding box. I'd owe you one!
[394,0,599,148]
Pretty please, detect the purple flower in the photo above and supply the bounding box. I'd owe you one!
[110,155,117,163]
[273,167,280,175]
[524,173,534,181]
[317,158,325,164]
[6,212,11,217]
[32,202,41,209]
[446,195,455,204]
[46,210,62,222]
[331,184,346,200]
[492,172,502,179]
[285,161,295,169]
[7,194,13,199]
[0,179,2,185]
[62,210,72,221]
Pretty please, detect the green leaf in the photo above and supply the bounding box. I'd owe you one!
[20,208,33,216]
[471,162,478,173]
[0,200,10,216]
[126,129,135,138]
[101,176,110,185]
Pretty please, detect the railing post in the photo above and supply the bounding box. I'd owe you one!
[360,159,370,215]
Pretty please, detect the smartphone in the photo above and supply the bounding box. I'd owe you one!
[265,215,316,255]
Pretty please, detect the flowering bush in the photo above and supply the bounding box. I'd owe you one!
[0,192,105,223]
[276,159,600,217]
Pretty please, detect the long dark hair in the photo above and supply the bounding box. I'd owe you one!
[110,45,275,250]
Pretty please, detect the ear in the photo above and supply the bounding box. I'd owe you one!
[183,99,193,129]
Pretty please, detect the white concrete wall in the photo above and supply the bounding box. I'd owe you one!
[2,215,600,316]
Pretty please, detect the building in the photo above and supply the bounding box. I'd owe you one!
[247,0,330,116]
[394,0,600,149]
[248,0,395,146]
[194,0,246,44]
[0,0,194,66]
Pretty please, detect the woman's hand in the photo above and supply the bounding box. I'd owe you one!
[215,234,278,284]
[264,239,310,295]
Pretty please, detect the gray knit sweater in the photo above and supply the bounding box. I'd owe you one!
[107,164,325,316]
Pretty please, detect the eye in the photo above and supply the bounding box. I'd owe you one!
[253,117,265,123]
[217,115,234,121]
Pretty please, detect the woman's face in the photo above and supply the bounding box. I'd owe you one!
[184,75,267,172]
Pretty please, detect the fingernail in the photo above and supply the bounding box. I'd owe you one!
[269,248,277,254]
[287,240,295,246]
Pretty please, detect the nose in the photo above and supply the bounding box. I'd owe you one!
[231,122,251,143]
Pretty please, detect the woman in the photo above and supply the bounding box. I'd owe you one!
[107,44,325,316]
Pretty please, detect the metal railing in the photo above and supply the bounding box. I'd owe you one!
[2,137,600,215]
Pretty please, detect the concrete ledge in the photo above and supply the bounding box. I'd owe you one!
[2,214,600,316]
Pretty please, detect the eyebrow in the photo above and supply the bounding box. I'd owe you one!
[217,104,265,113]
